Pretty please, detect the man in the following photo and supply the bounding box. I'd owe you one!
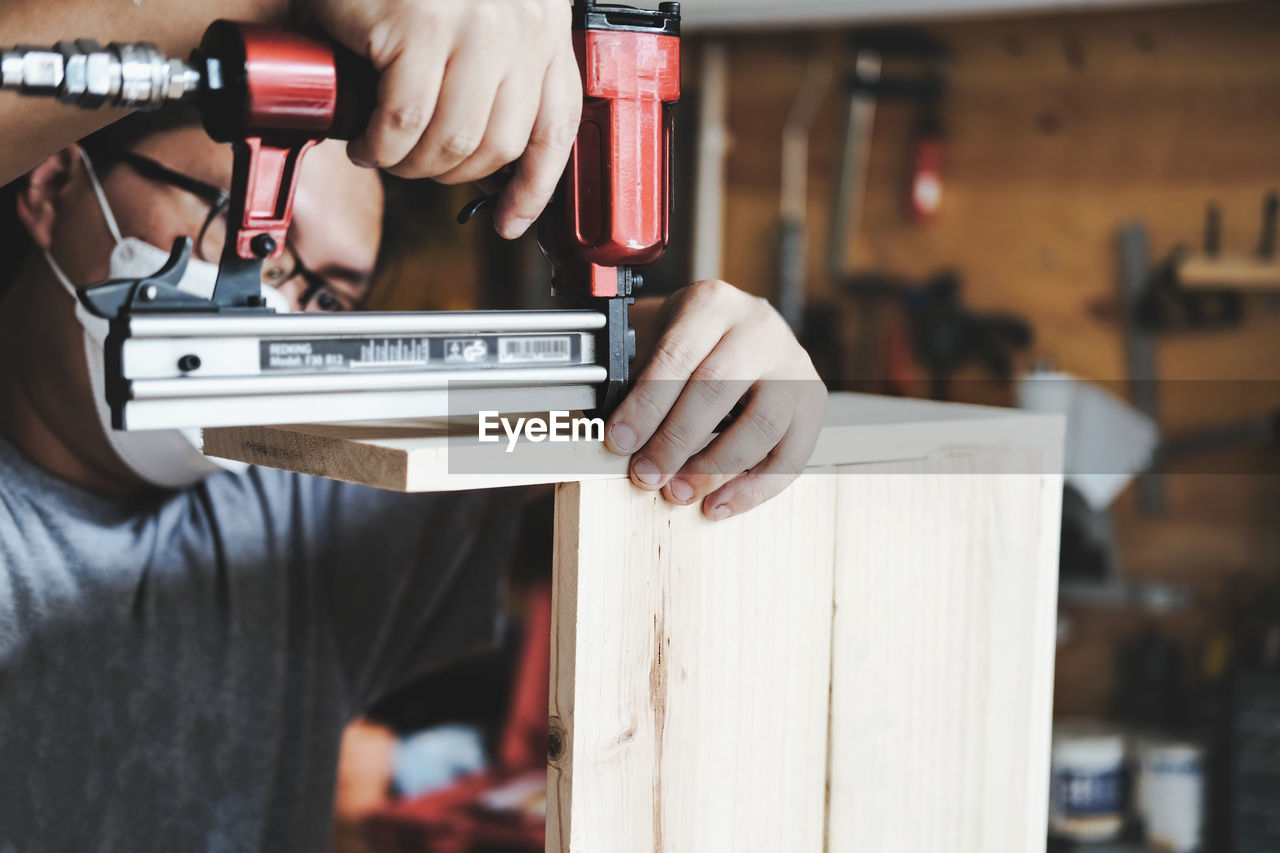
[0,1,826,848]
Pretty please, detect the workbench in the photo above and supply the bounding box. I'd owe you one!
[206,392,1064,853]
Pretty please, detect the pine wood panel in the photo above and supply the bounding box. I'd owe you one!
[547,450,1063,852]
[547,475,838,852]
[828,455,1063,852]
[204,396,1064,850]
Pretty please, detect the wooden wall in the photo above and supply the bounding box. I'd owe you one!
[695,0,1280,716]
[711,0,1280,384]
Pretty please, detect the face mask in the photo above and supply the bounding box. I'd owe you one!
[42,148,292,489]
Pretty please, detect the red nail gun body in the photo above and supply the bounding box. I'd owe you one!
[547,3,681,299]
[541,2,681,407]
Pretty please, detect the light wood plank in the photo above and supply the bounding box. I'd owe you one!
[202,393,1064,852]
[827,453,1063,853]
[1176,254,1280,292]
[548,474,839,853]
[203,393,1061,491]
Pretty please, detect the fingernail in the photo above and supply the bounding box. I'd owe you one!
[632,457,662,487]
[710,504,731,521]
[609,422,636,453]
[500,216,533,239]
[668,478,693,503]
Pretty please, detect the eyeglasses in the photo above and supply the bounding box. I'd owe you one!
[90,148,357,312]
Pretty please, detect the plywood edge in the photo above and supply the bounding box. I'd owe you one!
[1022,467,1066,852]
[547,481,583,853]
[201,424,412,490]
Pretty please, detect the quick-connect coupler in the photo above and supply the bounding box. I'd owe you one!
[0,40,199,109]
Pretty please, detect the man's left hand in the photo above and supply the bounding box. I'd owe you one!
[605,280,828,521]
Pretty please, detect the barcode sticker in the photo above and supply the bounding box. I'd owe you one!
[499,336,572,364]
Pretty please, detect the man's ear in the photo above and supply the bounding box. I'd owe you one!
[16,146,79,250]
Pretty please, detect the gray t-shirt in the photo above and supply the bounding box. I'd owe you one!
[0,437,522,851]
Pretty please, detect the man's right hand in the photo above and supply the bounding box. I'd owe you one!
[300,0,583,240]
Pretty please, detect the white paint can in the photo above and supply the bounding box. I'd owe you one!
[1139,740,1204,853]
[1049,724,1126,842]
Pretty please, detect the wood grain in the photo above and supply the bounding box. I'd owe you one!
[549,475,838,852]
[201,419,626,493]
[539,402,1062,852]
[204,395,1064,850]
[827,453,1063,853]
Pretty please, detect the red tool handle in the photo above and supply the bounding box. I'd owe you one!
[536,3,681,299]
[566,28,680,296]
[195,20,376,261]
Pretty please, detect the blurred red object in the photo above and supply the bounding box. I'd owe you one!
[363,582,552,852]
[910,135,944,222]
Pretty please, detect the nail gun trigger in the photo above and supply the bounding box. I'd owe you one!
[457,166,517,225]
[457,194,499,225]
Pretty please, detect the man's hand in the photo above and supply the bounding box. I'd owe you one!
[605,281,828,521]
[300,0,582,239]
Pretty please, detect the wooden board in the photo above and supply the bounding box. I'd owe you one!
[1176,254,1280,292]
[828,454,1062,853]
[548,475,838,852]
[202,392,1061,491]
[204,394,1063,850]
[546,445,1062,852]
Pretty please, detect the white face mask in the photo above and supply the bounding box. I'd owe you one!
[42,148,291,489]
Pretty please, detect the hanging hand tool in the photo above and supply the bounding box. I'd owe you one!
[826,30,949,281]
[0,2,681,430]
[837,269,1031,400]
[775,58,831,337]
[825,31,949,389]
